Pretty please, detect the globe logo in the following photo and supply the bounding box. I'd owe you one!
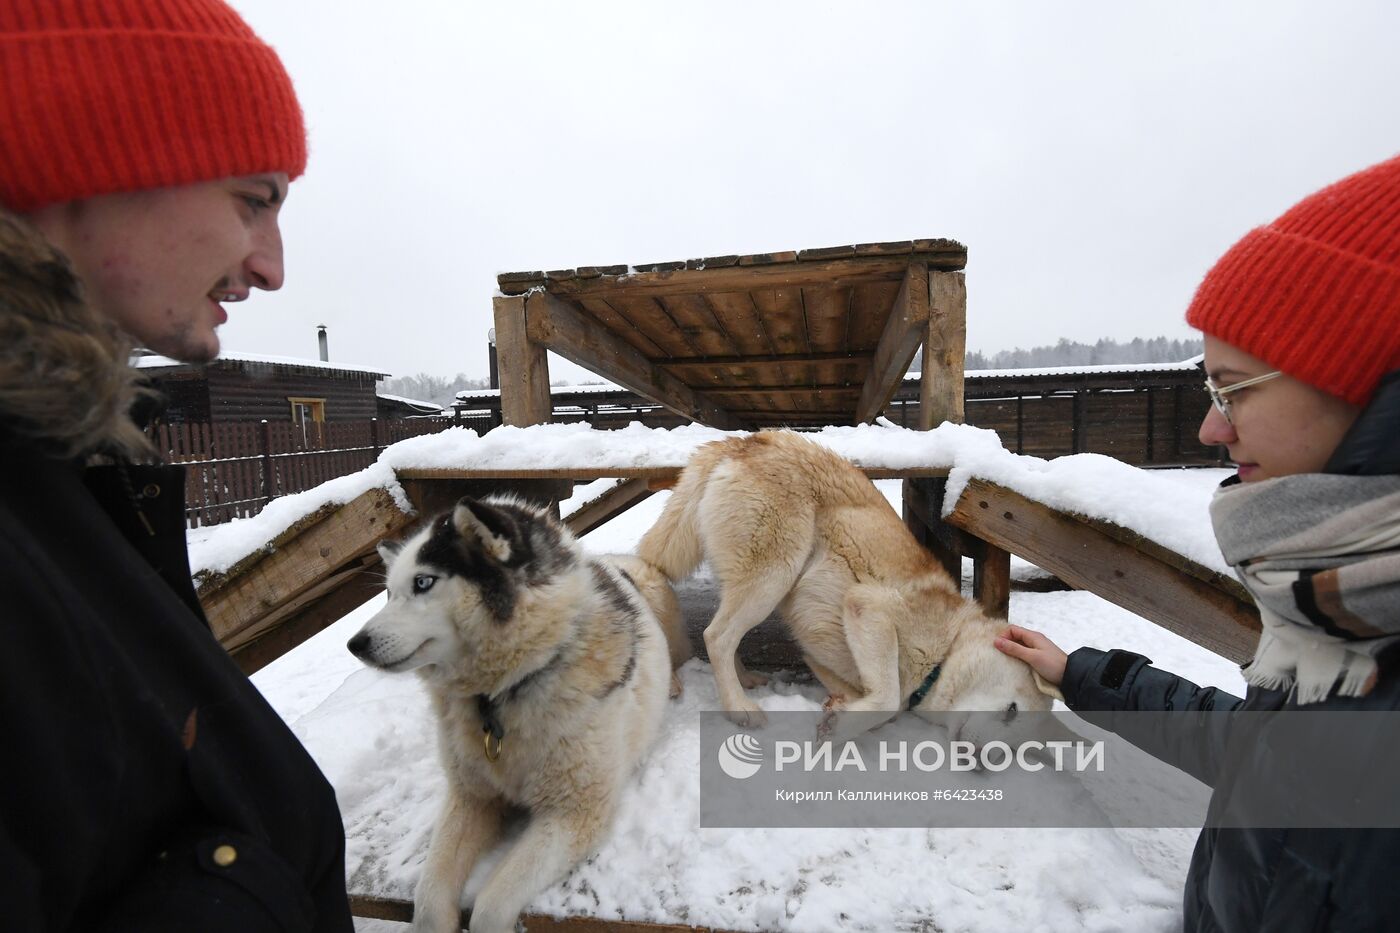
[717,733,763,779]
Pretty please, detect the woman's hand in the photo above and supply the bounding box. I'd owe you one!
[994,624,1068,688]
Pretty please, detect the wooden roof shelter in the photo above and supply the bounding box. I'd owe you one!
[493,240,968,430]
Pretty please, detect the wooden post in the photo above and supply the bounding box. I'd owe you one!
[906,269,966,579]
[259,419,274,507]
[972,543,1011,619]
[493,295,552,427]
[918,270,967,429]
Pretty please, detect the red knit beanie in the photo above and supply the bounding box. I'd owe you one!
[0,0,306,214]
[1186,154,1400,407]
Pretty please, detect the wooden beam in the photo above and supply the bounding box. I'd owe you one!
[563,477,656,538]
[973,543,1011,619]
[919,270,967,429]
[493,294,552,427]
[693,385,861,397]
[856,262,930,424]
[349,894,738,932]
[658,351,871,372]
[944,478,1261,662]
[229,565,385,675]
[396,466,949,482]
[541,254,964,301]
[198,487,412,649]
[523,290,742,429]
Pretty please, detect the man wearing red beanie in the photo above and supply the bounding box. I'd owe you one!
[0,2,354,930]
[999,155,1400,931]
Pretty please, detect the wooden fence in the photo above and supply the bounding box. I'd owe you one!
[150,416,485,527]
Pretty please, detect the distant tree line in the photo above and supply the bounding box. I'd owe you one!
[378,371,607,407]
[954,336,1203,372]
[377,372,490,408]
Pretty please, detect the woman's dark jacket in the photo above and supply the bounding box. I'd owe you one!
[0,214,353,931]
[1064,648,1400,932]
[1061,385,1400,933]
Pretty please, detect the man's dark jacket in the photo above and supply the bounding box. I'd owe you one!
[0,214,353,931]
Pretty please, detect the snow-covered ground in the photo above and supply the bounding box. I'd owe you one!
[239,459,1245,933]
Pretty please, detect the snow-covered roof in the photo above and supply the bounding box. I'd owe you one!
[452,358,1205,402]
[134,350,390,377]
[962,355,1203,379]
[455,380,624,402]
[376,393,443,412]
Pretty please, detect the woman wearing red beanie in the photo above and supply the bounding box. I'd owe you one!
[0,2,353,931]
[998,154,1400,931]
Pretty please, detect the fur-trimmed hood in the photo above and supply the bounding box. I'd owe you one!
[0,209,152,460]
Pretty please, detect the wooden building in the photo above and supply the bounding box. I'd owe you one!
[454,358,1219,467]
[136,351,389,427]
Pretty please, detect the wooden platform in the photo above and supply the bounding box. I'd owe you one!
[493,240,967,430]
[907,476,1262,663]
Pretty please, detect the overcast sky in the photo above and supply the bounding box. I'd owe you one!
[221,0,1400,383]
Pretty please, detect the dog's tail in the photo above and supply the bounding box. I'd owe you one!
[638,439,732,581]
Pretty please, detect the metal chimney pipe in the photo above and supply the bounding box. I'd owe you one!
[317,325,328,361]
[487,327,499,389]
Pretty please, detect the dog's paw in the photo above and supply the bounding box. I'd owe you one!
[821,693,846,712]
[726,702,768,729]
[739,669,770,690]
[669,672,683,699]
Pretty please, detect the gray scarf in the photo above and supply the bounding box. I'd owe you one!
[1210,474,1400,704]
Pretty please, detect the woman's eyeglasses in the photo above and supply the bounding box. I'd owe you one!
[1203,370,1282,424]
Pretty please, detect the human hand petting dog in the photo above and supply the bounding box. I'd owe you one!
[994,625,1068,688]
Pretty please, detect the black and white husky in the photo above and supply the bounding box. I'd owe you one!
[348,495,688,933]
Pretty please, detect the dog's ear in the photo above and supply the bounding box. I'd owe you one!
[376,538,402,566]
[452,497,515,563]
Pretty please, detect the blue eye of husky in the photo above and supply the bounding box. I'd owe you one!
[413,574,437,594]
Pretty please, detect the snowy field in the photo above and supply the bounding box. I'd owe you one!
[233,449,1246,933]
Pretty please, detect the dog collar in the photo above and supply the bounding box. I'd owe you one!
[477,694,505,761]
[906,665,942,711]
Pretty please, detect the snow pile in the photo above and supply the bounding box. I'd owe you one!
[191,422,1229,581]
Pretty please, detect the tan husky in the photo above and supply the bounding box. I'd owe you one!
[638,431,1050,742]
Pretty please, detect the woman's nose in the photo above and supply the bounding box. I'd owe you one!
[1198,403,1236,448]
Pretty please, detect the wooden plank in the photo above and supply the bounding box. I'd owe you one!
[945,478,1261,662]
[397,465,948,482]
[228,562,385,674]
[738,250,799,266]
[349,894,732,932]
[608,295,699,358]
[694,385,860,397]
[493,294,552,427]
[659,351,867,372]
[853,240,915,256]
[544,254,963,301]
[496,270,545,293]
[855,262,929,424]
[797,244,856,261]
[563,477,657,538]
[524,290,742,429]
[919,270,967,429]
[847,279,903,352]
[699,293,774,356]
[657,293,737,357]
[198,487,412,646]
[801,285,850,353]
[577,297,669,359]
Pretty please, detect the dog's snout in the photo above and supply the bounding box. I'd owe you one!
[347,632,371,657]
